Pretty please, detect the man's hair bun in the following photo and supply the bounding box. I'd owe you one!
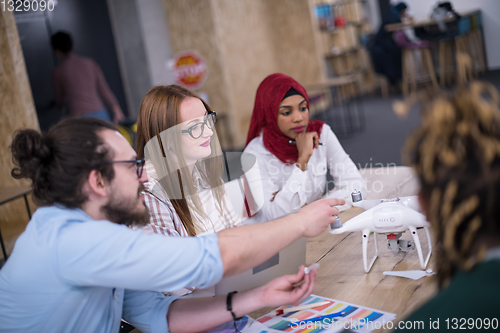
[10,129,52,181]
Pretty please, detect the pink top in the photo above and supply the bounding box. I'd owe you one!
[52,53,119,116]
[393,30,432,49]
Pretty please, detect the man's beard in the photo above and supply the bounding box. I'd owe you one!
[101,184,150,227]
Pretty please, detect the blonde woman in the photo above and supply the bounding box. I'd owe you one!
[136,85,241,236]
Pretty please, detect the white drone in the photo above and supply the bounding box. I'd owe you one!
[329,190,432,273]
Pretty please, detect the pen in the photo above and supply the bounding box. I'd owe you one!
[288,311,344,327]
[288,140,325,146]
[272,300,330,316]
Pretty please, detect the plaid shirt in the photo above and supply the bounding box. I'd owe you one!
[142,162,241,237]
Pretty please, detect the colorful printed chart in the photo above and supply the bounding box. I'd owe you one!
[256,294,396,333]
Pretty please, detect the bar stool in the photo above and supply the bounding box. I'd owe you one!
[437,16,472,86]
[402,46,438,96]
[438,39,455,86]
[456,47,473,85]
[469,12,487,74]
[394,30,438,96]
[455,17,475,84]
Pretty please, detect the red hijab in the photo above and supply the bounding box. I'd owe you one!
[245,73,324,165]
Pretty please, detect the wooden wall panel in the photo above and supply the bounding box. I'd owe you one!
[163,0,230,117]
[162,0,322,148]
[0,10,39,256]
[212,0,277,147]
[265,0,322,86]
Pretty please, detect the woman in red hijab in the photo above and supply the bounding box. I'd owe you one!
[243,73,366,221]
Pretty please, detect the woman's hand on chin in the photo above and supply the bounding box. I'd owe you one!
[295,131,318,171]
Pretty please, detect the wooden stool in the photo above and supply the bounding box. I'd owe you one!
[468,28,487,74]
[469,12,487,74]
[438,39,455,86]
[455,34,474,84]
[402,47,439,96]
[456,33,477,77]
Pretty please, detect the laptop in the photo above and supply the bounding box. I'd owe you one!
[184,151,307,296]
[213,237,306,295]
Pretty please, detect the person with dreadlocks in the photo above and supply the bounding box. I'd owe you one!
[243,73,365,222]
[400,82,500,327]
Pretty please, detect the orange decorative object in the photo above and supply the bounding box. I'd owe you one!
[173,50,208,90]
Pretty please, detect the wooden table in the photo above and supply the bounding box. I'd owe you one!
[306,209,436,323]
[385,10,480,32]
[0,186,32,260]
[251,167,437,326]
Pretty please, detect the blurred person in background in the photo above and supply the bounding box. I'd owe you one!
[369,2,408,87]
[51,31,125,124]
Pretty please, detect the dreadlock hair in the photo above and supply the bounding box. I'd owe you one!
[403,82,500,288]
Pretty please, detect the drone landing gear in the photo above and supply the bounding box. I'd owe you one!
[408,226,432,270]
[362,229,378,273]
[361,227,433,273]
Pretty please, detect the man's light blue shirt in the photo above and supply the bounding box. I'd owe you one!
[0,206,224,333]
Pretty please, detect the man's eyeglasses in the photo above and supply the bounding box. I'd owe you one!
[104,159,145,178]
[181,111,217,139]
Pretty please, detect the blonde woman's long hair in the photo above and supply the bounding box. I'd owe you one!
[136,85,231,236]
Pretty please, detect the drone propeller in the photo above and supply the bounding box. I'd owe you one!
[383,269,436,280]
